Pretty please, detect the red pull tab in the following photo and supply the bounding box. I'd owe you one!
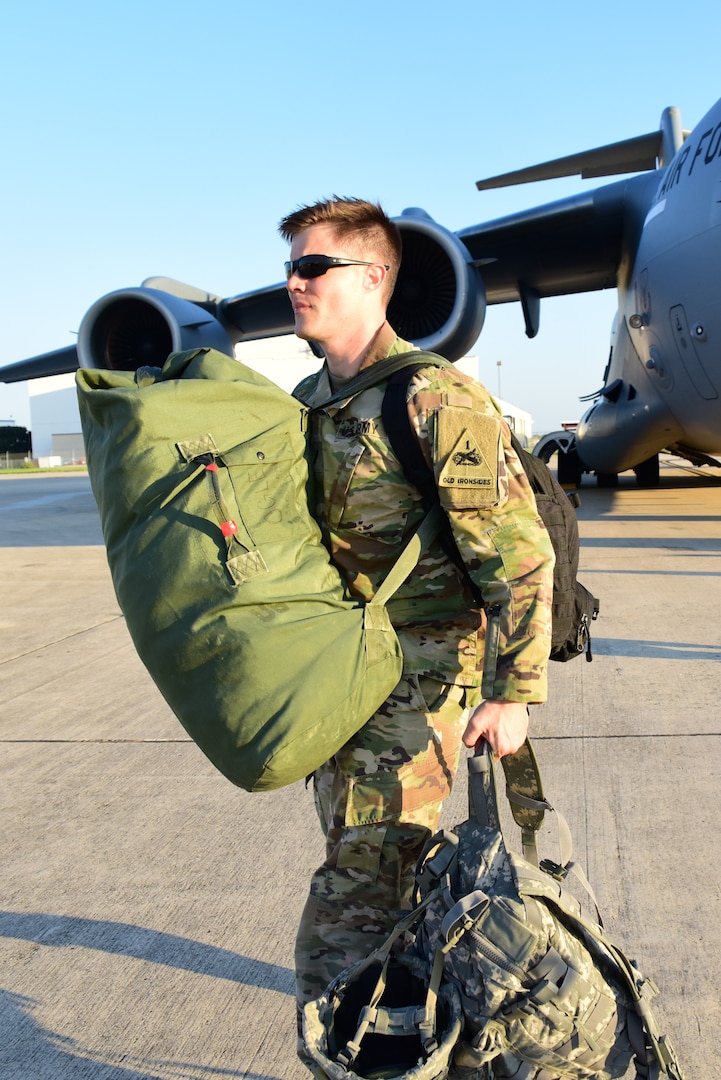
[205,462,219,472]
[220,520,238,537]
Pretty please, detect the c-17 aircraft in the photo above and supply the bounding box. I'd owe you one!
[3,94,721,487]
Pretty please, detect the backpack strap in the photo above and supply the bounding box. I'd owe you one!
[313,349,453,410]
[468,740,551,863]
[309,353,454,619]
[381,362,485,605]
[381,363,445,512]
[469,741,571,868]
[470,740,606,927]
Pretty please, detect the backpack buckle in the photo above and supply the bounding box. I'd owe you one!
[540,858,570,881]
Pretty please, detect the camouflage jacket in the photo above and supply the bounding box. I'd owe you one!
[294,329,554,703]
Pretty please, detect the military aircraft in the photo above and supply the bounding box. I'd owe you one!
[3,94,721,486]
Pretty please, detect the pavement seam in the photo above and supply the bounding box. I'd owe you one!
[0,615,124,665]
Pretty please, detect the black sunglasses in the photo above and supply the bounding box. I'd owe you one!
[284,254,390,280]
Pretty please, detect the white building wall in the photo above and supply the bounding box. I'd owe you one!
[494,397,534,446]
[28,373,80,459]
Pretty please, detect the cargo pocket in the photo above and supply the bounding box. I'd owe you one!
[336,824,389,882]
[345,772,403,828]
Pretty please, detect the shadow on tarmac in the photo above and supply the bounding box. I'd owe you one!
[0,910,294,995]
[2,988,164,1079]
[1,988,288,1080]
[591,637,721,660]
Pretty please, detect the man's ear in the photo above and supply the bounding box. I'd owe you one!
[364,262,388,295]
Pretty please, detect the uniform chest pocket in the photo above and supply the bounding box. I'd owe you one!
[326,444,366,528]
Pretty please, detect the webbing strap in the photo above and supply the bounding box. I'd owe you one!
[469,740,548,864]
[311,351,452,620]
[440,889,491,950]
[499,738,547,835]
[336,892,446,1070]
[467,748,501,831]
[469,741,602,911]
[313,350,452,411]
[371,503,444,609]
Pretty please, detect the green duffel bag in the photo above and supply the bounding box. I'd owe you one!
[76,347,438,792]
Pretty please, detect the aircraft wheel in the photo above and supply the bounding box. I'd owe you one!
[596,472,619,488]
[633,454,660,487]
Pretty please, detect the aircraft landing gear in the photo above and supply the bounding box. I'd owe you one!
[534,432,585,488]
[556,447,583,488]
[633,454,660,487]
[594,454,659,487]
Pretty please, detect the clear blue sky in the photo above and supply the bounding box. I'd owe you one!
[1,0,720,433]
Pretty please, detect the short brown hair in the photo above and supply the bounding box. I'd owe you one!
[278,196,401,298]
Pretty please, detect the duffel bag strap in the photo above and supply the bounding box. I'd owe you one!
[371,503,444,609]
[313,350,452,411]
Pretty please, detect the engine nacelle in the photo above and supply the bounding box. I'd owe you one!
[389,209,486,360]
[77,287,235,371]
[75,212,486,372]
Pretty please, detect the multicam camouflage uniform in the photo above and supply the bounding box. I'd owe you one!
[293,324,554,1010]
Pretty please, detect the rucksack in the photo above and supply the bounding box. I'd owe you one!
[408,740,684,1079]
[301,741,685,1080]
[379,355,600,663]
[76,347,443,793]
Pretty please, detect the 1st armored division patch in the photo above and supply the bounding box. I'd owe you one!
[435,405,501,508]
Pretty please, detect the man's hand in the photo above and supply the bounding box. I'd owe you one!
[462,700,529,759]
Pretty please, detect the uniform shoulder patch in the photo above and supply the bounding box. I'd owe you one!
[435,406,501,508]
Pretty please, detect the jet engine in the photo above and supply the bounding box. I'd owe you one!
[75,210,486,372]
[389,209,486,360]
[77,288,236,370]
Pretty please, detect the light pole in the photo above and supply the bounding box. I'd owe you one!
[496,361,502,400]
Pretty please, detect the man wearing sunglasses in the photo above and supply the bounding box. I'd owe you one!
[279,198,554,1029]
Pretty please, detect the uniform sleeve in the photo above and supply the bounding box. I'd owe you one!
[408,369,555,704]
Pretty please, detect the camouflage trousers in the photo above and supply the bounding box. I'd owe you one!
[295,673,474,1008]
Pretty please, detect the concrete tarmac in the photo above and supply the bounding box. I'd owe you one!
[1,465,719,1078]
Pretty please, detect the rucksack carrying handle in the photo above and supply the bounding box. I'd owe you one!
[469,740,562,859]
[470,741,605,920]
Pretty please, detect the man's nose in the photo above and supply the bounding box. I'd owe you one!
[286,270,305,291]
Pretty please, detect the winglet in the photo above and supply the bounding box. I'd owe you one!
[476,107,689,190]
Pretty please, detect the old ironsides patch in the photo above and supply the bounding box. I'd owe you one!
[436,407,500,508]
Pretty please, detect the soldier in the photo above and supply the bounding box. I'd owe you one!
[279,197,555,1038]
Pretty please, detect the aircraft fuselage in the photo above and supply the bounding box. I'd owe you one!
[576,99,721,473]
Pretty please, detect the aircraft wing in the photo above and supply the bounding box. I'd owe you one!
[0,170,662,382]
[457,170,660,307]
[0,345,79,384]
[0,280,294,384]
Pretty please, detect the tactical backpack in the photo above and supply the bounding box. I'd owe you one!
[379,356,600,663]
[302,741,684,1079]
[76,348,443,792]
